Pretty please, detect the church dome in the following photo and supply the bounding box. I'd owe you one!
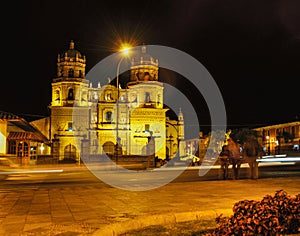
[130,45,158,67]
[129,45,159,84]
[56,40,86,79]
[58,40,85,61]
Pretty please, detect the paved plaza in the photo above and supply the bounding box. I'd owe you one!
[0,166,299,236]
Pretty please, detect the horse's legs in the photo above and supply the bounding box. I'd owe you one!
[249,162,254,179]
[224,162,229,180]
[253,160,258,179]
[235,161,241,180]
[247,158,258,179]
[250,159,258,179]
[232,161,237,180]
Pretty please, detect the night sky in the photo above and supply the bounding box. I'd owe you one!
[2,0,300,134]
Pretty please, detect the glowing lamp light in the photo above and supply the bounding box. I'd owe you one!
[119,43,131,56]
[122,47,130,55]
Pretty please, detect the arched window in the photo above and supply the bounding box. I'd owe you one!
[68,69,74,77]
[145,92,150,103]
[68,88,74,100]
[55,89,60,102]
[105,91,113,100]
[79,70,82,78]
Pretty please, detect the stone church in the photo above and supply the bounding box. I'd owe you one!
[33,40,184,164]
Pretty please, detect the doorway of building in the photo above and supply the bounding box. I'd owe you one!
[102,141,115,155]
[64,144,77,161]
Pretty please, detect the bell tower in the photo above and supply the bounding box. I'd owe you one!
[49,40,90,162]
[51,40,88,107]
[128,45,159,85]
[177,108,185,140]
[125,45,167,159]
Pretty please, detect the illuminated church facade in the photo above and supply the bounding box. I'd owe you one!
[35,41,185,163]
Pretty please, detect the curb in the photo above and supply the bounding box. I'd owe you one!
[92,209,232,236]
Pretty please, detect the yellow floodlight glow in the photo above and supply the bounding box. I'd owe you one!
[119,43,131,56]
[122,47,130,55]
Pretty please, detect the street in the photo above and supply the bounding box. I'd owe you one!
[1,161,299,189]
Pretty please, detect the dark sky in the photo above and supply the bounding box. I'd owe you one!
[2,0,300,133]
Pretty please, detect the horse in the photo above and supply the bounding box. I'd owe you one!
[241,134,262,179]
[218,138,242,180]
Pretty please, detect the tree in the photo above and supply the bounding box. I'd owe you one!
[230,128,260,145]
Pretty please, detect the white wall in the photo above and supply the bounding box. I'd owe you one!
[0,121,7,154]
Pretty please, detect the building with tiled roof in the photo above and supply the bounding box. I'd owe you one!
[0,111,50,165]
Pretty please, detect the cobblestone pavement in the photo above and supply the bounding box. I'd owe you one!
[0,168,299,236]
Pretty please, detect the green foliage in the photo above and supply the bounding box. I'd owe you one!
[206,190,300,236]
[282,131,295,143]
[230,128,259,145]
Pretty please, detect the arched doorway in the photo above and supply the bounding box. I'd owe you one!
[102,141,115,155]
[64,144,77,161]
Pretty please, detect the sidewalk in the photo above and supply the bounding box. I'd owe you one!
[0,169,299,235]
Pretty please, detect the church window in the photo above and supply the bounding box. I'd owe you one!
[145,92,150,103]
[157,94,161,106]
[79,70,82,78]
[68,88,74,100]
[68,122,73,131]
[93,92,98,100]
[55,90,60,102]
[144,72,150,80]
[145,124,150,131]
[68,69,74,77]
[105,111,113,122]
[105,91,113,100]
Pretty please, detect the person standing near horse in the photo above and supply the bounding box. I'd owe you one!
[242,134,262,179]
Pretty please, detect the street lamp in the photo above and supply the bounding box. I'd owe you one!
[115,46,131,164]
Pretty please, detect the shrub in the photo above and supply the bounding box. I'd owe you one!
[206,190,300,236]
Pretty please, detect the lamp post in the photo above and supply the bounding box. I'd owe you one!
[115,47,130,165]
